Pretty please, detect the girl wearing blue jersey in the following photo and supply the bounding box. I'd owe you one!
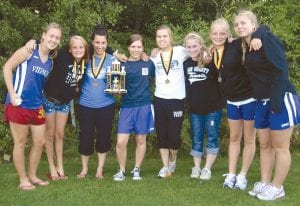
[77,25,116,179]
[3,23,62,190]
[234,9,300,200]
[113,34,155,181]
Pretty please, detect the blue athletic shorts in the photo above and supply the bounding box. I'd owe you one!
[43,96,70,115]
[255,92,300,130]
[117,104,155,134]
[227,98,255,120]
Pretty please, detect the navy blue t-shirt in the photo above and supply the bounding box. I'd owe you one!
[121,60,155,107]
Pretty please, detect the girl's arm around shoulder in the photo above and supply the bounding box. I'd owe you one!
[252,25,271,40]
[3,46,32,105]
[148,59,156,77]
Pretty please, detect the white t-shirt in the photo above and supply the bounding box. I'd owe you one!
[151,46,187,99]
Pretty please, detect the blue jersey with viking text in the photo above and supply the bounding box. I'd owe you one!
[5,47,53,109]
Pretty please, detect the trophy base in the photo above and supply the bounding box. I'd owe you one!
[104,89,127,94]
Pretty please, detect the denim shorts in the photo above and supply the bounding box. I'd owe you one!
[43,96,70,115]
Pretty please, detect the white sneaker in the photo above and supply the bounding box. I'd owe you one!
[168,161,176,173]
[157,167,172,178]
[256,185,285,201]
[113,170,126,181]
[200,168,211,180]
[234,174,248,190]
[223,173,236,189]
[131,167,142,181]
[248,182,269,197]
[190,167,201,179]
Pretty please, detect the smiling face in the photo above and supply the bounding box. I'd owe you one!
[42,27,61,50]
[92,35,107,56]
[156,28,172,51]
[210,23,229,49]
[128,40,143,61]
[185,38,201,61]
[69,38,86,61]
[234,15,256,40]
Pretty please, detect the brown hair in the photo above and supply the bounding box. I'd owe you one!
[127,34,144,47]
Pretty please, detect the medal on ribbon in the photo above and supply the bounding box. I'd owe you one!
[160,48,173,84]
[92,52,106,87]
[213,46,224,83]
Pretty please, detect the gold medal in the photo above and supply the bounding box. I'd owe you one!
[165,79,170,84]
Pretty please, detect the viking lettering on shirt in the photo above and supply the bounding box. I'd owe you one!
[32,65,50,77]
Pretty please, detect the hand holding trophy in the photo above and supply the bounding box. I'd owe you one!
[104,59,127,94]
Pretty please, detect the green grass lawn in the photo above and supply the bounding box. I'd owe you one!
[1,148,300,206]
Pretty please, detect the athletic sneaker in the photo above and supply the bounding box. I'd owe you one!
[223,173,236,189]
[200,168,211,180]
[113,170,126,181]
[131,167,142,180]
[190,167,201,179]
[157,167,172,178]
[248,182,269,197]
[168,161,176,173]
[256,185,285,201]
[234,174,248,190]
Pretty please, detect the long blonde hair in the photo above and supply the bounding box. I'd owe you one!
[235,9,259,65]
[184,32,208,67]
[41,22,62,58]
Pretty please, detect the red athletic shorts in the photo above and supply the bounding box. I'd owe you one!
[4,103,46,125]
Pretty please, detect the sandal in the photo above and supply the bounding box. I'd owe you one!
[19,184,36,191]
[77,173,87,179]
[57,172,68,180]
[31,180,49,186]
[46,173,61,181]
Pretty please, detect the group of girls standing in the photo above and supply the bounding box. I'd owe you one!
[182,9,299,201]
[3,8,299,202]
